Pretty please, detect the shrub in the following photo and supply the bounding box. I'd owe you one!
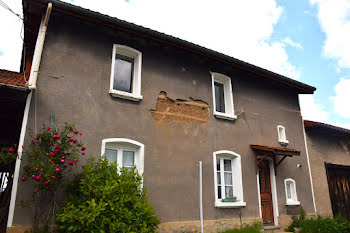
[56,158,160,233]
[285,206,307,232]
[298,215,350,233]
[219,222,262,233]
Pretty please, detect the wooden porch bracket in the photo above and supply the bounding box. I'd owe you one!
[251,144,301,175]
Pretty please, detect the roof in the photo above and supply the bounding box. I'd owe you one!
[24,0,316,94]
[304,120,350,135]
[0,69,28,89]
[250,144,300,156]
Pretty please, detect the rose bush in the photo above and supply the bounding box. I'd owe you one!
[0,145,19,166]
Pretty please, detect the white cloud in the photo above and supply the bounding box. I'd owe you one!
[331,78,350,118]
[61,0,300,80]
[299,94,328,122]
[310,0,350,69]
[0,1,23,72]
[282,37,303,50]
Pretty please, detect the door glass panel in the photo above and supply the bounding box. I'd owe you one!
[217,172,221,185]
[225,186,233,198]
[113,55,134,93]
[259,171,262,191]
[105,149,118,163]
[122,150,135,169]
[224,173,232,185]
[224,159,232,171]
[218,185,222,199]
[264,172,269,190]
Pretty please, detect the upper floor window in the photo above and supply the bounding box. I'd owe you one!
[109,44,143,101]
[101,138,144,175]
[211,72,237,121]
[213,150,246,208]
[284,178,300,205]
[277,125,289,146]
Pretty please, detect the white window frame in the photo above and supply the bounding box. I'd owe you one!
[284,178,300,206]
[101,138,144,175]
[277,125,289,146]
[211,72,237,121]
[213,150,245,208]
[109,44,143,101]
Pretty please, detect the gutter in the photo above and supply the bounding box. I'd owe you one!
[28,2,52,90]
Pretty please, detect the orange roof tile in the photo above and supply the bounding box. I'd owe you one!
[250,144,300,156]
[0,69,28,88]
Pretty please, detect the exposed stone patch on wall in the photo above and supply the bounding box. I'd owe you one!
[151,91,209,124]
[340,140,350,153]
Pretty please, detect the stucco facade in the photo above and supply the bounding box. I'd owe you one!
[9,2,317,232]
[305,122,350,218]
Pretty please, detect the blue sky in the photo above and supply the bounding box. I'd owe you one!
[0,0,349,128]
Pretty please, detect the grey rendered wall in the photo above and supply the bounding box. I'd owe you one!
[12,13,315,225]
[306,129,350,217]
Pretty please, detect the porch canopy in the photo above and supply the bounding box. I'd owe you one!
[250,144,300,175]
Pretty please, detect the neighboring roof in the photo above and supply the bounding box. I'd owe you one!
[304,120,350,135]
[250,144,301,156]
[24,0,316,94]
[0,69,28,89]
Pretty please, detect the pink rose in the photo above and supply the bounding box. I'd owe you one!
[31,175,36,179]
[54,168,60,173]
[61,156,66,159]
[52,176,56,180]
[81,146,86,151]
[36,135,40,139]
[69,138,74,142]
[8,147,14,153]
[73,139,78,143]
[49,152,55,157]
[60,159,65,163]
[53,135,60,140]
[74,159,77,163]
[31,140,35,144]
[43,181,50,185]
[40,174,44,177]
[62,164,67,168]
[68,161,74,165]
[50,160,55,164]
[74,130,78,134]
[16,153,19,156]
[36,168,40,171]
[47,127,51,131]
[27,169,31,173]
[35,176,41,181]
[21,177,26,181]
[80,132,82,136]
[82,152,85,155]
[22,145,24,149]
[54,145,60,150]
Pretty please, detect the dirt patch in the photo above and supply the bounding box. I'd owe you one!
[151,91,209,124]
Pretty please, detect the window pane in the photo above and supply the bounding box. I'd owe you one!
[217,158,221,171]
[225,186,233,198]
[217,172,221,185]
[122,150,135,168]
[224,159,232,171]
[214,82,225,113]
[113,55,133,93]
[224,173,232,185]
[105,149,118,163]
[287,182,291,199]
[218,185,222,199]
[264,172,269,190]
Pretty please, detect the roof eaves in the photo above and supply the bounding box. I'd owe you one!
[304,120,350,135]
[26,0,316,94]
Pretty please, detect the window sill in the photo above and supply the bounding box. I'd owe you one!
[215,201,246,208]
[286,200,300,206]
[279,140,289,146]
[109,89,143,101]
[214,112,237,121]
